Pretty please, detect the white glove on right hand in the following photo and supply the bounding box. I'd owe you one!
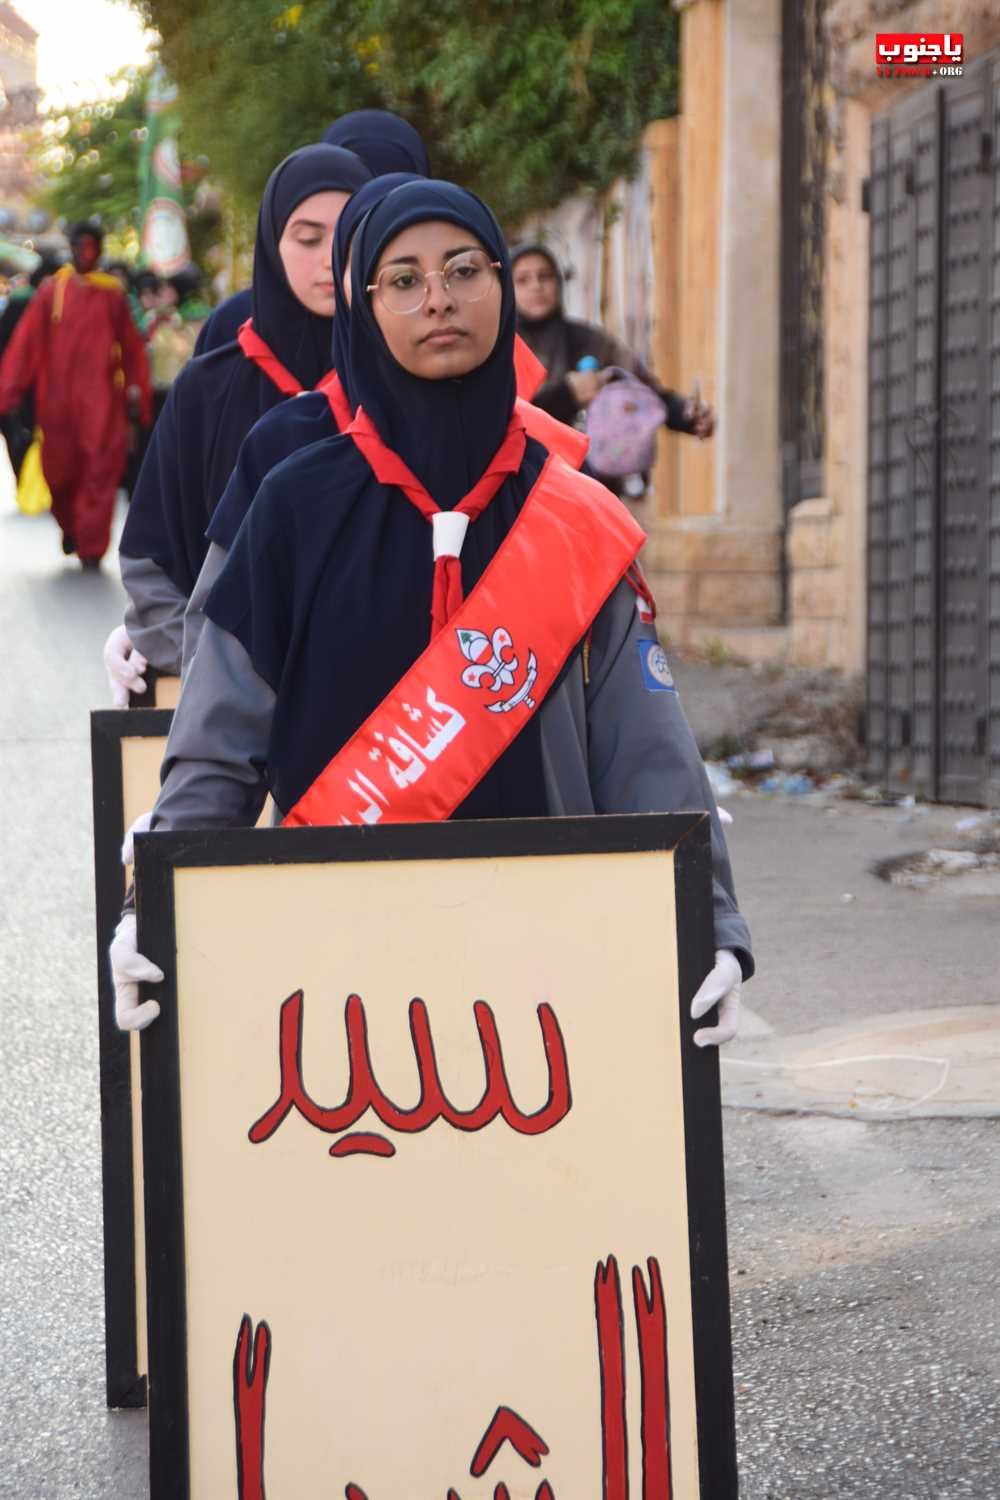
[110,913,163,1031]
[690,948,743,1048]
[103,625,148,708]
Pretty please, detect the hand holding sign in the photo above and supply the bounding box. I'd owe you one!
[690,948,742,1048]
[103,624,148,707]
[110,913,163,1031]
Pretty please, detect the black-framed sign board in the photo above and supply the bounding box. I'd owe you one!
[135,813,737,1499]
[91,707,174,1408]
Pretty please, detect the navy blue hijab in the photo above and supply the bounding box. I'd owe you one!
[197,112,428,354]
[121,144,369,595]
[206,181,548,821]
[344,179,517,510]
[251,142,371,390]
[323,110,430,176]
[329,171,421,397]
[208,172,421,552]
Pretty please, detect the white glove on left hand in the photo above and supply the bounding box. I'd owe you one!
[103,624,148,708]
[110,913,163,1031]
[121,810,153,867]
[690,948,742,1047]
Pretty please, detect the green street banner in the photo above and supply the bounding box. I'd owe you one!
[139,64,189,276]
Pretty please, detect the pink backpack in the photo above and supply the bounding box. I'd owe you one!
[584,369,666,477]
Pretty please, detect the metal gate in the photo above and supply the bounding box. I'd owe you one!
[866,51,1000,805]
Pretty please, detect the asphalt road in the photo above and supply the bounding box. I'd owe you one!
[0,490,149,1497]
[1,481,997,1499]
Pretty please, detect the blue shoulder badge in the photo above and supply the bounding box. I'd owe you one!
[637,638,677,692]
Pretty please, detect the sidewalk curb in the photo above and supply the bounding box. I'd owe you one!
[721,1005,1000,1122]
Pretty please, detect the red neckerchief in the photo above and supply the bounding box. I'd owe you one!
[317,368,352,429]
[324,378,587,467]
[347,407,528,637]
[237,319,305,396]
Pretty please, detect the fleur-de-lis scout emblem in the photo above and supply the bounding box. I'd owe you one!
[457,625,537,713]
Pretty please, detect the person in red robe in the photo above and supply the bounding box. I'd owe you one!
[0,221,152,566]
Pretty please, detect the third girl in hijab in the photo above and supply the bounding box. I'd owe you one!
[108,142,370,694]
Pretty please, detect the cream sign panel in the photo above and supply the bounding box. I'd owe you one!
[136,816,736,1500]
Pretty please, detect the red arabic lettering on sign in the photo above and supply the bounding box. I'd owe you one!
[875,32,963,76]
[594,1255,673,1499]
[470,1407,550,1477]
[632,1257,673,1499]
[233,1316,270,1500]
[248,990,573,1159]
[232,1255,672,1497]
[595,1257,628,1498]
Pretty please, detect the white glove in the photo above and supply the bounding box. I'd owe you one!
[103,624,148,708]
[121,810,153,867]
[718,808,734,826]
[690,948,742,1047]
[109,913,163,1031]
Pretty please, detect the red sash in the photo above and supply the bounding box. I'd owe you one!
[283,456,645,828]
[515,397,588,469]
[237,320,306,396]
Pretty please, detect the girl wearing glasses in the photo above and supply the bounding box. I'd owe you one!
[111,180,751,1046]
[104,144,372,701]
[179,181,587,674]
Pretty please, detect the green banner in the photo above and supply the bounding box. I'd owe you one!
[138,64,189,275]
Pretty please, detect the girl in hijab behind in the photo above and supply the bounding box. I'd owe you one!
[194,109,431,356]
[104,143,370,701]
[179,172,422,669]
[110,179,752,1045]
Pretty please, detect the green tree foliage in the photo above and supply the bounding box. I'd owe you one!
[39,68,149,235]
[134,0,679,226]
[37,65,220,265]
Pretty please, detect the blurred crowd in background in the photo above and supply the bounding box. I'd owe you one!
[0,245,208,494]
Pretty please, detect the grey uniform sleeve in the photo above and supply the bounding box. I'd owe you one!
[181,541,229,678]
[121,552,186,674]
[585,581,754,977]
[151,619,274,833]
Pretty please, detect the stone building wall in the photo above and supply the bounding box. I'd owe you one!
[642,0,786,661]
[531,0,787,661]
[520,1,1000,674]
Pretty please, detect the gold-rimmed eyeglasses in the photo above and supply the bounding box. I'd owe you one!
[367,250,502,316]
